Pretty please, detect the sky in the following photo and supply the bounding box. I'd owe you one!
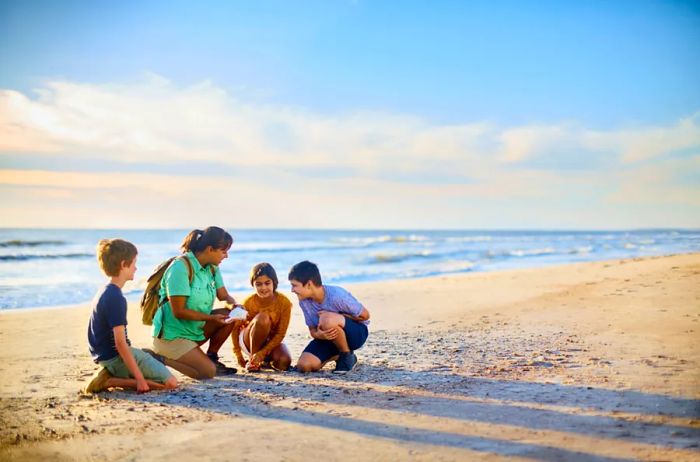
[1,0,699,230]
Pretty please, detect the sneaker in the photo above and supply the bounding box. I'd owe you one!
[84,368,112,393]
[333,352,357,375]
[215,362,238,376]
[207,352,237,376]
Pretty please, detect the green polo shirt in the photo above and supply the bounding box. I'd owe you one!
[152,251,224,341]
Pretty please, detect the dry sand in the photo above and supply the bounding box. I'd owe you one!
[1,253,699,461]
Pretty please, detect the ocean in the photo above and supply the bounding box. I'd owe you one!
[0,228,698,310]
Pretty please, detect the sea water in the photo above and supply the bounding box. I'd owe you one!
[0,228,698,310]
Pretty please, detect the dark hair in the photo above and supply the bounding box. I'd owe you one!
[96,238,138,277]
[180,226,233,254]
[250,262,278,291]
[288,260,322,286]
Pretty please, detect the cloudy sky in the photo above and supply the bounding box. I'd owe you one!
[1,1,699,229]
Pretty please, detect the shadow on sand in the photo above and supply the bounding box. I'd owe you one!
[112,364,700,461]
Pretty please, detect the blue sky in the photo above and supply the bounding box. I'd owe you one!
[1,1,699,229]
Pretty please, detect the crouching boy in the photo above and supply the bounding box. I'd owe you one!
[288,261,370,374]
[85,239,178,393]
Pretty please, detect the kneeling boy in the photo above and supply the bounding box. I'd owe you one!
[85,239,178,393]
[288,261,370,374]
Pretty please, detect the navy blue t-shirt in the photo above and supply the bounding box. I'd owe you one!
[87,283,131,362]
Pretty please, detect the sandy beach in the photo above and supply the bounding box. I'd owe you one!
[1,253,699,461]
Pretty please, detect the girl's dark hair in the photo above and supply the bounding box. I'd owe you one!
[180,227,233,254]
[250,262,278,291]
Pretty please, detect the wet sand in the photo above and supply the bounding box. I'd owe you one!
[1,253,699,461]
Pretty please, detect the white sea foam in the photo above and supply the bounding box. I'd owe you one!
[445,236,493,243]
[508,247,556,257]
[368,249,433,264]
[2,228,698,310]
[334,234,430,246]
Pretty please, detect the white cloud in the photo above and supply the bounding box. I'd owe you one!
[499,124,573,163]
[3,76,698,170]
[608,155,700,206]
[497,115,700,165]
[1,75,699,228]
[584,113,700,163]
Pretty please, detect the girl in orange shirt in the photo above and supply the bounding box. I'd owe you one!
[232,262,292,372]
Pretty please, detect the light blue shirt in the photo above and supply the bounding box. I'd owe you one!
[299,285,369,327]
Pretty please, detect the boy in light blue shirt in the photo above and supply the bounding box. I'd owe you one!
[288,261,370,374]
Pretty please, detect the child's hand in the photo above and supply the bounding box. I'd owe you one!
[237,357,247,368]
[250,352,264,365]
[318,326,340,340]
[246,356,261,372]
[327,326,341,340]
[136,378,150,393]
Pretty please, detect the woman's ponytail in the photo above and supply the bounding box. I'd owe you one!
[180,227,232,253]
[180,229,204,253]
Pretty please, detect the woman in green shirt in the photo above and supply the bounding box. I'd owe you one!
[151,226,240,379]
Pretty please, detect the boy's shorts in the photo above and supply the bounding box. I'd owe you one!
[100,347,173,383]
[303,318,368,363]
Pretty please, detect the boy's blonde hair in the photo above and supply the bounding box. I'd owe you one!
[96,239,137,277]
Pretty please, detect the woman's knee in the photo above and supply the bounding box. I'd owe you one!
[199,364,216,379]
[217,322,235,337]
[192,357,216,379]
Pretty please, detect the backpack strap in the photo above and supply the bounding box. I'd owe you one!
[157,255,195,339]
[177,255,194,284]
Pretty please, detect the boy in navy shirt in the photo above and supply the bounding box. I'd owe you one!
[85,239,177,393]
[288,261,370,374]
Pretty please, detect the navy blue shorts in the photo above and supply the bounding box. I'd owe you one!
[303,318,369,363]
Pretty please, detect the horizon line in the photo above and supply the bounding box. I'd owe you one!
[0,226,698,233]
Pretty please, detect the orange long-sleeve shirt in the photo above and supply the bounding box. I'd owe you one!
[232,292,292,362]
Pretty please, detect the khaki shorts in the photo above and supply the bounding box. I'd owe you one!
[152,337,199,360]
